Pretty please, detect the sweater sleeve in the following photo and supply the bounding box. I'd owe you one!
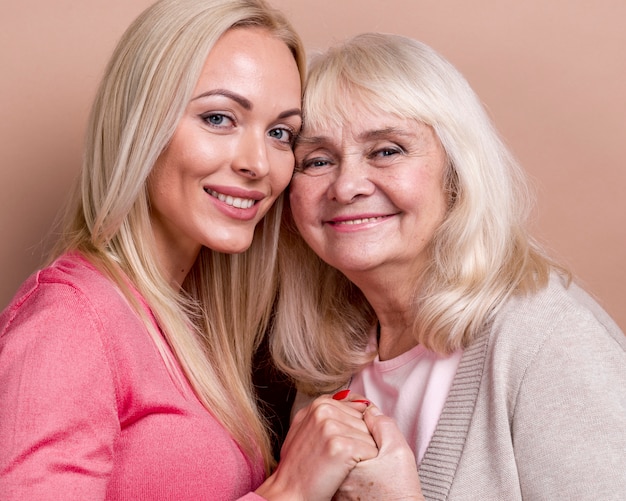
[0,278,120,500]
[512,308,626,500]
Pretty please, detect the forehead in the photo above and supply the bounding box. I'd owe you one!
[195,27,301,98]
[304,88,423,131]
[299,105,433,147]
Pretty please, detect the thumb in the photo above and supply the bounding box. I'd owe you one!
[362,403,406,452]
[362,403,387,448]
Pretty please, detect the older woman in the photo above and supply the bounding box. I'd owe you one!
[272,33,626,500]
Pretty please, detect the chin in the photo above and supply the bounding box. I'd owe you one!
[214,239,254,255]
[202,226,256,255]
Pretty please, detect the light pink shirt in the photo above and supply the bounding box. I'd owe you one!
[350,332,462,464]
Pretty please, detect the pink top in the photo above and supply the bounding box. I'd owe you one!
[350,330,462,464]
[0,253,265,500]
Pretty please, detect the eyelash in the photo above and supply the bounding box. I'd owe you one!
[296,157,334,173]
[202,113,234,128]
[201,113,297,146]
[367,146,402,159]
[269,126,297,146]
[296,144,404,173]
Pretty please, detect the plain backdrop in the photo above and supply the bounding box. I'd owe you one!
[1,0,624,331]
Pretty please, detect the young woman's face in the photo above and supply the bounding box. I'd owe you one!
[148,27,301,282]
[291,103,448,285]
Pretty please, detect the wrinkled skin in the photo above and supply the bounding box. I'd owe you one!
[256,394,377,501]
[333,404,424,501]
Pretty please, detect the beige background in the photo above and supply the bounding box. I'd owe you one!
[1,0,624,330]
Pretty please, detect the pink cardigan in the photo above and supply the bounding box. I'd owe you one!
[0,253,266,500]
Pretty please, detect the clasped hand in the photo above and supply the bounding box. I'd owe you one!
[331,393,424,501]
[263,390,424,501]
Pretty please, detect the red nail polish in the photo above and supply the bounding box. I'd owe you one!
[352,399,370,405]
[332,389,351,400]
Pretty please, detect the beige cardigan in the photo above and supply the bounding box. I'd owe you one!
[420,274,626,500]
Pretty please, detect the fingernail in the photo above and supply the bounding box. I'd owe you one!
[352,399,370,406]
[332,389,351,400]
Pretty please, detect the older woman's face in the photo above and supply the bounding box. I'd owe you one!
[291,105,448,282]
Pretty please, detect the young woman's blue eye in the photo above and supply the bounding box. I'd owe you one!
[269,127,295,144]
[202,113,234,127]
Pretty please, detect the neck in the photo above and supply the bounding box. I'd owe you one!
[342,265,422,360]
[375,316,418,361]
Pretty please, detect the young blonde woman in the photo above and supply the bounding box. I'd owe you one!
[273,33,626,500]
[0,2,382,499]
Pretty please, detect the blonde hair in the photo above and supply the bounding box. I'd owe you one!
[53,0,305,472]
[272,33,568,394]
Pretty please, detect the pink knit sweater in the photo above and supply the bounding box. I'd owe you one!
[0,253,266,500]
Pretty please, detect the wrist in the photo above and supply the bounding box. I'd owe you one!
[255,468,304,501]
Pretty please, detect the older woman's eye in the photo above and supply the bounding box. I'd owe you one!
[305,159,330,168]
[370,147,401,159]
[295,156,335,175]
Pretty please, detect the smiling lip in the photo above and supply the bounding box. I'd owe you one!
[204,185,266,221]
[326,213,395,227]
[204,186,264,210]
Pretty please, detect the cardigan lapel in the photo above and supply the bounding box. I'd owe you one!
[418,330,490,500]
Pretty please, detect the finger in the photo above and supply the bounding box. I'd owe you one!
[280,405,380,476]
[310,399,373,439]
[332,389,370,405]
[363,404,417,466]
[283,397,374,454]
[316,394,371,421]
[333,388,372,409]
[362,403,403,450]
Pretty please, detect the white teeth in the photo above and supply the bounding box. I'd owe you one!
[206,189,255,209]
[338,216,384,225]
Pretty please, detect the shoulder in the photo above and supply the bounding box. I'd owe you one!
[0,252,156,406]
[490,276,626,496]
[481,272,626,406]
[489,272,625,358]
[3,253,117,316]
[1,252,145,356]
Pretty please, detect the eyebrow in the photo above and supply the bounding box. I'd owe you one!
[357,127,412,141]
[296,127,411,147]
[192,89,301,120]
[295,135,329,147]
[278,108,302,120]
[193,89,252,109]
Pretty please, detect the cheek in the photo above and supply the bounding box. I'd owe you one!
[147,157,173,201]
[288,176,324,230]
[270,153,296,193]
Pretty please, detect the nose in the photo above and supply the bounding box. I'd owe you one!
[232,128,270,179]
[327,153,375,203]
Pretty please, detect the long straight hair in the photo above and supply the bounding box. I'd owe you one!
[54,0,305,472]
[272,33,567,395]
